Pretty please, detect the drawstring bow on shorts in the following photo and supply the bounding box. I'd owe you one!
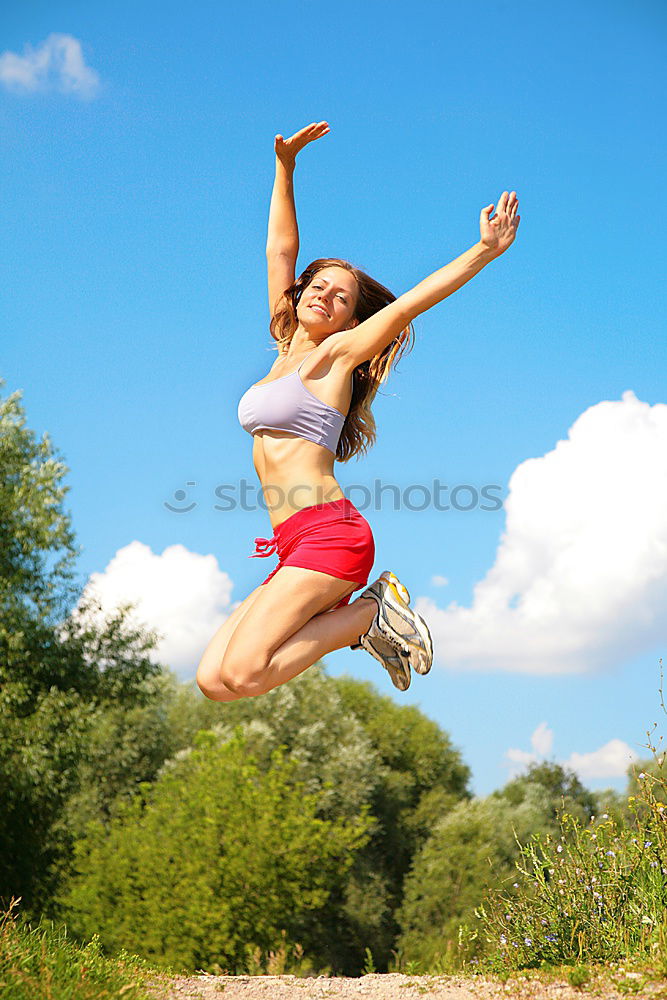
[249,535,278,558]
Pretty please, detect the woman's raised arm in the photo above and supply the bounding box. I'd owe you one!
[266,122,329,322]
[332,191,521,368]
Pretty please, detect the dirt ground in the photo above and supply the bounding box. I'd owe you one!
[144,970,664,1000]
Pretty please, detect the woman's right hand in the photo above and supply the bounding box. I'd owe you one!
[274,122,330,166]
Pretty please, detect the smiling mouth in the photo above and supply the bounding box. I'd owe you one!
[310,305,329,318]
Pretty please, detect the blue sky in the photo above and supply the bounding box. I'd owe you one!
[2,0,666,796]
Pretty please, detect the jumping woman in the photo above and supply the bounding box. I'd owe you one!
[196,121,520,702]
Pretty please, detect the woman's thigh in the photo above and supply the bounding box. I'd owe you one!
[196,584,265,693]
[219,566,358,687]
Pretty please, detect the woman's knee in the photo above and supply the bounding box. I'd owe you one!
[195,660,226,700]
[195,643,267,698]
[218,647,271,696]
[195,587,265,699]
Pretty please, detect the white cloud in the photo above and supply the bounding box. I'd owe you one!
[506,746,537,770]
[531,721,554,756]
[563,739,640,780]
[505,722,553,774]
[505,724,639,781]
[0,34,99,98]
[74,541,236,678]
[415,391,667,674]
[431,574,449,587]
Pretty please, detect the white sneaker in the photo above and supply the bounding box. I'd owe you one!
[350,571,433,687]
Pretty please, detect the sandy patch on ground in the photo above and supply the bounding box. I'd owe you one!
[145,970,662,1000]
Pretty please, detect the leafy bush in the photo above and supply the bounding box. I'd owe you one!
[395,790,552,969]
[56,728,372,974]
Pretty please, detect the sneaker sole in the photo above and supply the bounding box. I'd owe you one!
[363,633,412,691]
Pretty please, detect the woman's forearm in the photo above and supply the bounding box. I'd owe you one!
[397,242,499,323]
[266,157,299,256]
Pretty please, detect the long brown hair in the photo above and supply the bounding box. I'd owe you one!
[269,258,415,462]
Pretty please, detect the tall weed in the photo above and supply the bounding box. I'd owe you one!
[479,662,667,973]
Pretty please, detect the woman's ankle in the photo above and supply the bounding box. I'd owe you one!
[352,595,377,637]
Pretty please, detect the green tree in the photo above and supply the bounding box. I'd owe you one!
[396,763,600,969]
[59,666,385,972]
[112,668,473,974]
[491,760,596,827]
[192,665,380,823]
[331,676,472,970]
[60,670,188,844]
[0,382,162,916]
[396,792,552,969]
[57,729,372,974]
[157,667,387,973]
[1,381,82,710]
[591,786,631,826]
[0,383,79,625]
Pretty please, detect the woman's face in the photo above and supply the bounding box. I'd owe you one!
[298,266,359,334]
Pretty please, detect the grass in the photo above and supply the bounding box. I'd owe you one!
[475,669,667,977]
[388,662,667,994]
[0,898,171,1000]
[390,955,667,998]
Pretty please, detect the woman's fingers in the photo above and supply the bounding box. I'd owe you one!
[281,121,330,152]
[492,190,520,221]
[296,121,329,139]
[497,190,510,214]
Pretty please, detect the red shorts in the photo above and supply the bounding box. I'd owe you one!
[248,497,375,610]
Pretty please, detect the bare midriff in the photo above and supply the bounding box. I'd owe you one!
[250,432,346,531]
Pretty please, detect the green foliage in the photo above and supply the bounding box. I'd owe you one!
[479,760,667,971]
[191,664,380,823]
[332,676,472,818]
[626,755,667,819]
[394,761,625,973]
[0,688,94,917]
[0,381,79,628]
[60,670,188,844]
[122,668,473,974]
[395,792,554,969]
[0,608,162,916]
[476,671,667,975]
[0,382,83,712]
[568,964,590,987]
[590,786,633,827]
[56,729,372,974]
[492,761,597,827]
[0,898,164,1000]
[330,676,472,970]
[362,947,377,974]
[0,382,165,916]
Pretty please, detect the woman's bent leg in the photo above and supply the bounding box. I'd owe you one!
[207,566,376,700]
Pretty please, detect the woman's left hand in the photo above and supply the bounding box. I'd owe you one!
[479,191,520,257]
